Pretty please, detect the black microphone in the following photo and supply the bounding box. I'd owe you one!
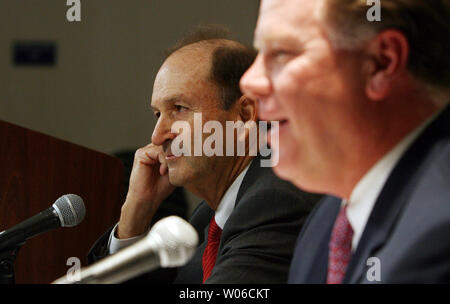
[0,194,85,250]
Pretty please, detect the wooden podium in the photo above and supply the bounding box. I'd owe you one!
[0,120,124,283]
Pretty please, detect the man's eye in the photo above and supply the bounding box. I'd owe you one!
[264,50,297,72]
[270,50,292,62]
[154,112,160,118]
[175,105,187,112]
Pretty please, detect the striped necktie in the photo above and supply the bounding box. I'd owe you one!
[327,205,354,284]
[202,216,222,283]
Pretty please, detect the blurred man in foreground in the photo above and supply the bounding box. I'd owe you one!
[88,28,321,283]
[241,0,450,283]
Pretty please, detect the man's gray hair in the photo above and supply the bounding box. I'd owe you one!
[320,0,450,106]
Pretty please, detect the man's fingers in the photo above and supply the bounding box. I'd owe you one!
[133,144,169,176]
[160,162,168,176]
[134,144,163,164]
[142,152,158,165]
[158,152,168,175]
[143,144,162,160]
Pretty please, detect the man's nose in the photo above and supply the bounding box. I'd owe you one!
[151,116,176,146]
[240,54,271,101]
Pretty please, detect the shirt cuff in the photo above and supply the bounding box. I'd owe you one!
[107,223,147,254]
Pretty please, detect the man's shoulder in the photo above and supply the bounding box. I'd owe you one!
[393,136,450,225]
[381,107,450,219]
[360,122,450,282]
[369,144,450,282]
[237,157,322,206]
[392,120,450,214]
[227,159,322,231]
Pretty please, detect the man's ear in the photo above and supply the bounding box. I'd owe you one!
[237,95,257,122]
[364,29,410,101]
[235,95,258,146]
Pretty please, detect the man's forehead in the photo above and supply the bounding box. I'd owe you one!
[259,0,322,16]
[151,73,205,102]
[153,52,210,92]
[162,49,211,77]
[150,93,185,109]
[255,0,323,48]
[151,57,217,108]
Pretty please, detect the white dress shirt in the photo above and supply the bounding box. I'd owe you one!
[108,162,252,254]
[343,112,441,252]
[214,162,251,229]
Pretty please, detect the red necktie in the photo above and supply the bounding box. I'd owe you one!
[327,205,354,284]
[202,217,222,283]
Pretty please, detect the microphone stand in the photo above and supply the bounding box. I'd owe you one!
[0,229,26,284]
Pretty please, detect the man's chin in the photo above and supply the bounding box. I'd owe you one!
[167,168,188,187]
[273,157,321,194]
[272,157,303,187]
[167,173,182,187]
[272,161,292,181]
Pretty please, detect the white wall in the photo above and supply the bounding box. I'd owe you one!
[0,0,260,213]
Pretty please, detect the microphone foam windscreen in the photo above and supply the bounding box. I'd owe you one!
[53,194,86,227]
[146,216,198,268]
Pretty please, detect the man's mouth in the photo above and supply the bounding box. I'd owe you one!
[267,119,289,146]
[279,119,289,128]
[163,142,179,161]
[164,149,181,161]
[264,119,288,129]
[269,119,289,130]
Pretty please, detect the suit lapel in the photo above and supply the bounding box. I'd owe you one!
[174,201,214,283]
[344,180,410,283]
[288,196,340,283]
[235,155,263,205]
[344,106,450,283]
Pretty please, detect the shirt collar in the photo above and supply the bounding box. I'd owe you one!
[345,110,441,250]
[214,161,252,229]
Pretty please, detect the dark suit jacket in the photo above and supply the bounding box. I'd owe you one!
[88,156,322,283]
[288,106,450,283]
